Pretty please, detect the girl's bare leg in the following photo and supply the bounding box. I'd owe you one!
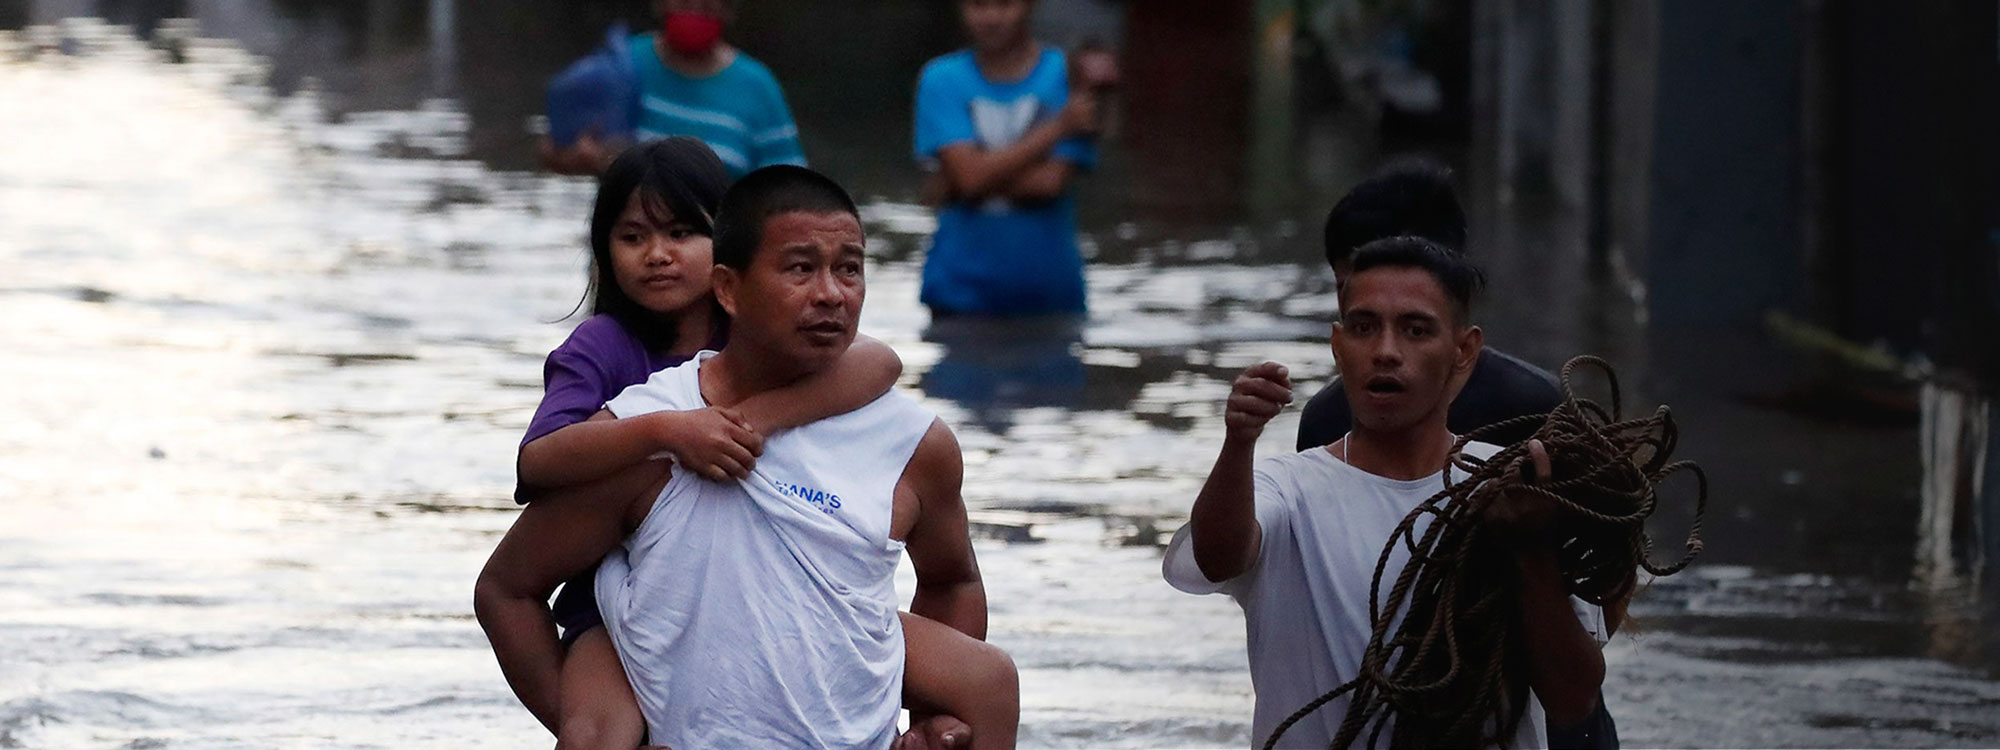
[901,611,1019,750]
[554,627,647,750]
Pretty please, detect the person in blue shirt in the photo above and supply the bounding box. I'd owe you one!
[541,0,807,178]
[913,0,1112,318]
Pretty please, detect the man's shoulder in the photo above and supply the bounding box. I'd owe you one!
[1254,448,1341,497]
[1467,347,1564,409]
[1033,44,1071,90]
[878,389,940,424]
[624,31,656,60]
[856,387,934,416]
[722,53,782,89]
[1460,440,1505,462]
[810,389,939,443]
[625,32,666,81]
[876,404,956,495]
[1296,380,1355,450]
[1261,446,1332,471]
[1451,350,1562,444]
[1445,440,1507,495]
[908,414,958,470]
[605,350,710,417]
[918,50,978,85]
[880,392,944,447]
[1475,348,1561,391]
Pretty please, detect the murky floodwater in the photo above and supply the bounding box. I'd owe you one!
[2,10,1996,750]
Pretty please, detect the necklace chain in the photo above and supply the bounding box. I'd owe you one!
[1340,431,1457,468]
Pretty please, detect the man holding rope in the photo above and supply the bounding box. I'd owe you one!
[1296,158,1619,748]
[1163,236,1609,748]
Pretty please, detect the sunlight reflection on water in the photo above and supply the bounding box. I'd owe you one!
[1,18,1996,750]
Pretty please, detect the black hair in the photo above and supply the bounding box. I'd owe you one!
[652,0,736,20]
[1346,235,1486,325]
[1323,155,1467,270]
[584,136,731,349]
[712,165,860,271]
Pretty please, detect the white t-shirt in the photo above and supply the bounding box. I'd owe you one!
[1162,443,1609,749]
[596,351,939,749]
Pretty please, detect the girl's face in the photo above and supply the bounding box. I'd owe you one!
[610,189,714,315]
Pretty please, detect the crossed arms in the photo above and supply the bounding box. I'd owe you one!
[921,83,1100,206]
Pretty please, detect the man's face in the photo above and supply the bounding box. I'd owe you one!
[960,0,1033,53]
[1330,266,1482,434]
[713,210,866,374]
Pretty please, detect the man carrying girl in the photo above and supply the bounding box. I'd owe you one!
[476,142,1015,749]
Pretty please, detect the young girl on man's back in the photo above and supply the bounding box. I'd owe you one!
[479,137,1017,749]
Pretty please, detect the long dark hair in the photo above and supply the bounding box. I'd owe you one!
[583,136,731,350]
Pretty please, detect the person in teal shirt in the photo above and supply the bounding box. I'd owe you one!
[914,0,1112,318]
[542,0,806,178]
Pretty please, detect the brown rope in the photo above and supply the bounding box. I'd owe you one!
[1261,356,1708,749]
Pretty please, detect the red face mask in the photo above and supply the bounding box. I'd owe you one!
[663,12,725,57]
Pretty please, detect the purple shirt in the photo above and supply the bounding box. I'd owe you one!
[523,314,687,447]
[517,314,723,503]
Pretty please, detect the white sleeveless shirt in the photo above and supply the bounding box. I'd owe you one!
[597,351,938,749]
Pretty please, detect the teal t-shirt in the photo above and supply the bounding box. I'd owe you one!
[628,34,806,177]
[914,47,1095,316]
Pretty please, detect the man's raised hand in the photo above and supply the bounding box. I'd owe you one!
[1224,362,1293,442]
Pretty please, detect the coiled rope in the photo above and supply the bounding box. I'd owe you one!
[1262,355,1708,749]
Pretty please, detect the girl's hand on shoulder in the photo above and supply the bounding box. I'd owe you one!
[650,408,765,481]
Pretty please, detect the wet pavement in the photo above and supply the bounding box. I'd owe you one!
[1,8,1995,749]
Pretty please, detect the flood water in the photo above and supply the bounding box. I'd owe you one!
[2,5,1996,749]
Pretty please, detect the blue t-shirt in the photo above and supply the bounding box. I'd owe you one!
[914,47,1095,316]
[629,34,807,177]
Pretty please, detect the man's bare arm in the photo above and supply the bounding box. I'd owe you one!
[1190,440,1261,583]
[1510,547,1606,724]
[1486,439,1604,724]
[1189,362,1291,582]
[473,462,668,731]
[902,419,986,639]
